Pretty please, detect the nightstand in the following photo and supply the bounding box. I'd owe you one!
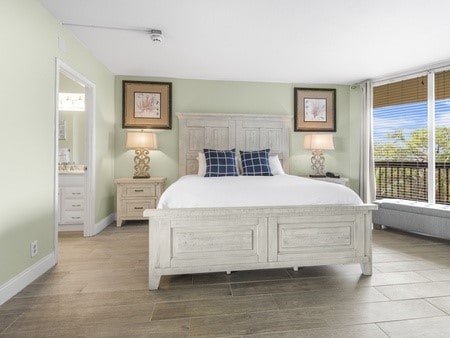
[304,176,349,187]
[114,177,166,227]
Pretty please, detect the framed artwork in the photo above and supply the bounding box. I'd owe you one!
[294,88,336,132]
[122,81,172,129]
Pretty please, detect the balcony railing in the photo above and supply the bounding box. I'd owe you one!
[375,161,450,205]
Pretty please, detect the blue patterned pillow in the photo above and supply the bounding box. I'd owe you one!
[204,149,239,177]
[240,149,273,176]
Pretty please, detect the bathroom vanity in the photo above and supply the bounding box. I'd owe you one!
[58,167,85,231]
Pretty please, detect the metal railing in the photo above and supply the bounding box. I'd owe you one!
[375,161,450,205]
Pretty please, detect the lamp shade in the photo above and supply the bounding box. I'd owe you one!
[304,134,334,150]
[126,131,157,150]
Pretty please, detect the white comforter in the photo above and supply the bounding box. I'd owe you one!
[158,175,362,209]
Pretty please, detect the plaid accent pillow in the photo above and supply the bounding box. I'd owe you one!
[240,149,273,176]
[204,149,239,177]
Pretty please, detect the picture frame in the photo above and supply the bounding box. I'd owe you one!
[294,88,336,132]
[122,81,172,129]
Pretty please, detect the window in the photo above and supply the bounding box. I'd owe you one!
[435,71,450,204]
[373,73,450,205]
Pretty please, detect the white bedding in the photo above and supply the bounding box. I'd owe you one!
[158,175,362,209]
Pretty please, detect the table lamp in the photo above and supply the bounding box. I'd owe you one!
[303,134,334,177]
[126,131,157,178]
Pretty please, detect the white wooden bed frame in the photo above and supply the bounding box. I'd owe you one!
[144,113,377,289]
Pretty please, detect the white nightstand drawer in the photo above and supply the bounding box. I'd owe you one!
[61,210,84,224]
[125,200,156,217]
[62,198,84,211]
[63,187,84,199]
[123,185,156,197]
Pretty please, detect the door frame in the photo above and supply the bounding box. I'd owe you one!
[54,59,96,256]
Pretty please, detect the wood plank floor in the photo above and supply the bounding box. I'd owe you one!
[1,222,450,337]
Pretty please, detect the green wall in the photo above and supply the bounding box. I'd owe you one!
[115,76,363,192]
[0,0,115,285]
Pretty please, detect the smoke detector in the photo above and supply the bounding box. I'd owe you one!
[149,29,164,43]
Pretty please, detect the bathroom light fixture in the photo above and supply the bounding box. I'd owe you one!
[303,134,334,177]
[59,93,85,111]
[126,131,157,178]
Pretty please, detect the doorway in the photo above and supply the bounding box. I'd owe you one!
[54,59,96,249]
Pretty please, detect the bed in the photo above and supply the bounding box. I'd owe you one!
[144,113,377,289]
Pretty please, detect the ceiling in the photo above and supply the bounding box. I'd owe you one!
[40,0,450,84]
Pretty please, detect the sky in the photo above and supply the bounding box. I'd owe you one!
[373,99,450,145]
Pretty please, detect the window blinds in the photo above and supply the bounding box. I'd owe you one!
[373,76,427,108]
[435,70,450,100]
[373,76,428,202]
[435,70,450,204]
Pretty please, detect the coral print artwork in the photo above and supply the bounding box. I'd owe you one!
[123,81,171,129]
[294,88,335,132]
[134,92,161,118]
[304,98,326,122]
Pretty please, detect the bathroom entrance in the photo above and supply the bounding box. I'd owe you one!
[57,72,87,233]
[55,60,96,241]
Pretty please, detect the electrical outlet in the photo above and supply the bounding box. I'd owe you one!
[31,240,38,257]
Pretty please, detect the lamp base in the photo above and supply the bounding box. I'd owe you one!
[132,149,151,179]
[310,149,326,176]
[133,175,150,179]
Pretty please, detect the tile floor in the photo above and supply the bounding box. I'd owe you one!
[1,223,449,337]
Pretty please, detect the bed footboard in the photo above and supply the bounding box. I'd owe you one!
[145,204,377,290]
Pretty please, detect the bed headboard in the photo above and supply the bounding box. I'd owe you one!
[177,113,291,176]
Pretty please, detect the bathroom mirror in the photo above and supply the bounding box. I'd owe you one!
[58,73,86,166]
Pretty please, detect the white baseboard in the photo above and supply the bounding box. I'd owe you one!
[0,214,115,305]
[58,224,83,232]
[0,252,56,306]
[92,213,115,236]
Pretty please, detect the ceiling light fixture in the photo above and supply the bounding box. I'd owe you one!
[149,29,164,43]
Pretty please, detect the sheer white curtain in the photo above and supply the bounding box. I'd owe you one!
[360,81,376,203]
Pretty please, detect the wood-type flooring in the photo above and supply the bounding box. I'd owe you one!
[1,222,450,337]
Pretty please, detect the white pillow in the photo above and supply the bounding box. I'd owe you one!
[269,155,286,175]
[197,152,207,176]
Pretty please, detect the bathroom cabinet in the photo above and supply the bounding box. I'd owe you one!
[59,173,85,229]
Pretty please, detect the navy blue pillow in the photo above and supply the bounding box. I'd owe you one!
[204,149,238,177]
[240,149,273,176]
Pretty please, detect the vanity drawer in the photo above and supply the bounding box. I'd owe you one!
[63,187,84,199]
[123,185,156,198]
[62,198,84,211]
[125,200,156,217]
[61,210,84,224]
